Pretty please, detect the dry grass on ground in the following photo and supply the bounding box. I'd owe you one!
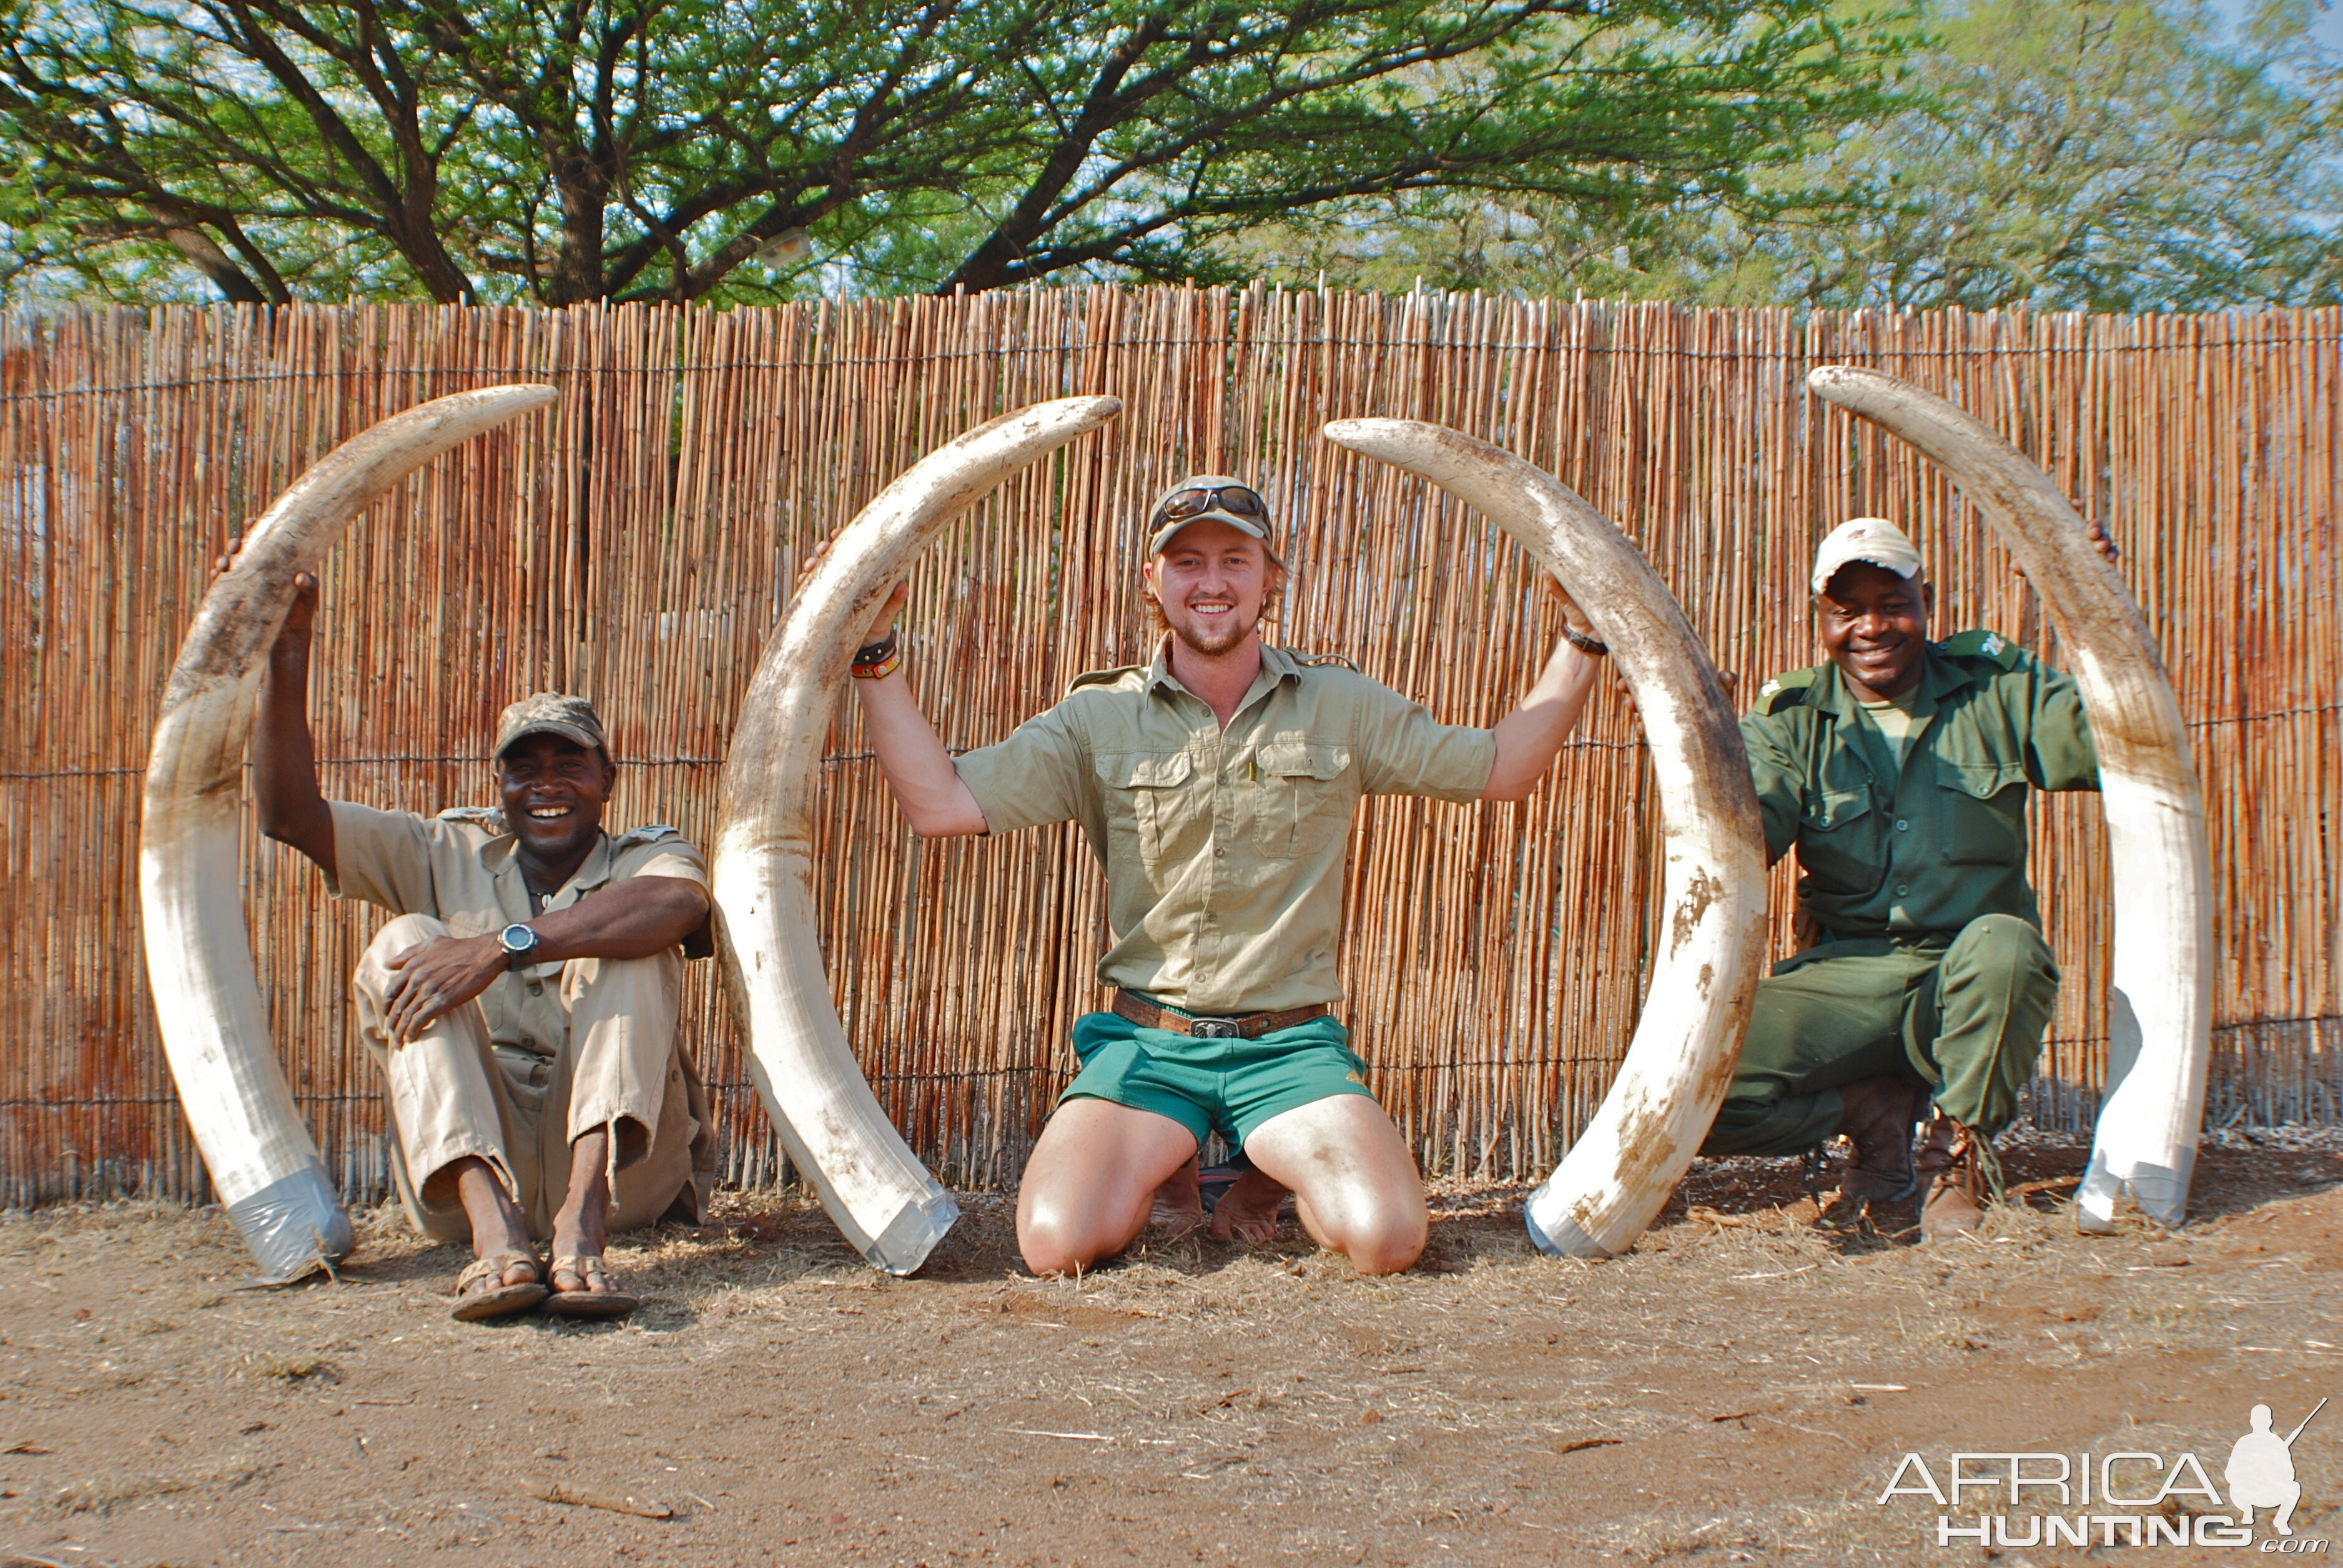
[1,1134,2338,1566]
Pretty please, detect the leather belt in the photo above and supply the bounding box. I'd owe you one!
[1112,989,1329,1040]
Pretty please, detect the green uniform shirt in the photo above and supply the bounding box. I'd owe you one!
[952,640,1497,1015]
[1742,631,2101,940]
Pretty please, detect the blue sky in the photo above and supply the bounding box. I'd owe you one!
[2210,0,2343,49]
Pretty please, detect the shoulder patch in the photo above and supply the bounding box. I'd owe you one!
[1754,665,1822,716]
[612,823,683,849]
[1940,629,2025,670]
[434,806,507,832]
[1064,663,1145,695]
[1289,649,1358,671]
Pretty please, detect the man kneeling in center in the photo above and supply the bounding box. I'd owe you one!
[253,573,718,1319]
[846,477,1602,1275]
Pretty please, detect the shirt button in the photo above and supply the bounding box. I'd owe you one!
[1819,814,1832,827]
[1893,819,1910,832]
[1216,847,1227,858]
[528,980,544,995]
[1894,884,1910,896]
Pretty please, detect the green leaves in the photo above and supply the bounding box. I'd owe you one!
[0,0,1921,303]
[1245,0,2343,311]
[1816,0,2343,311]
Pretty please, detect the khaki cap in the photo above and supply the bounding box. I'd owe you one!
[1145,473,1278,559]
[493,692,609,759]
[1811,517,1925,595]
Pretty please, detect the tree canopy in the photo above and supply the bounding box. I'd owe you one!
[0,0,1911,305]
[1247,0,2343,311]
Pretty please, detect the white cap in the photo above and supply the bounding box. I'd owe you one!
[1811,517,1924,595]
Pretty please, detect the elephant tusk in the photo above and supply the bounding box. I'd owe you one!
[1321,419,1769,1258]
[140,385,558,1282]
[1806,365,2214,1231]
[713,395,1123,1274]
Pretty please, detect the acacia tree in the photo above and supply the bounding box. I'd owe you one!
[0,0,1911,303]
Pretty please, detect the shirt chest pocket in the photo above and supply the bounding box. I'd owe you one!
[1796,788,1883,893]
[1099,752,1208,872]
[1932,760,2030,865]
[1253,742,1355,860]
[441,895,506,944]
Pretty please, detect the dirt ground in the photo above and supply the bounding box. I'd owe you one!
[2,1131,2339,1568]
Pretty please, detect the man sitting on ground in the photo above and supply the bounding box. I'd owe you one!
[1700,517,2108,1238]
[841,475,1602,1276]
[253,572,717,1320]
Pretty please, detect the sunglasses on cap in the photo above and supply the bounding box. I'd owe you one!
[1152,484,1268,527]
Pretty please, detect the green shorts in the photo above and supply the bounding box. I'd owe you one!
[1057,1010,1376,1151]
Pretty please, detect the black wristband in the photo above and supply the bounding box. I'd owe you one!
[1562,624,1608,657]
[852,629,899,666]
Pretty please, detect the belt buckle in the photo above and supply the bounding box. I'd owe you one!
[1187,1017,1241,1039]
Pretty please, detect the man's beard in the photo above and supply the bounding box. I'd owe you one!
[1167,603,1258,656]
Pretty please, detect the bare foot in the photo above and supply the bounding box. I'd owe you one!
[545,1128,641,1317]
[445,1155,545,1319]
[549,1127,618,1300]
[1210,1169,1290,1244]
[1148,1156,1205,1238]
[450,1155,535,1286]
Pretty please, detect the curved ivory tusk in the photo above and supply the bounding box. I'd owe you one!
[141,385,558,1282]
[714,395,1123,1275]
[1806,366,2212,1231]
[1321,420,1770,1258]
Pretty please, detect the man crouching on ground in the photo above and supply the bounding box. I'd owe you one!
[842,476,1603,1276]
[252,571,718,1320]
[1699,518,2111,1240]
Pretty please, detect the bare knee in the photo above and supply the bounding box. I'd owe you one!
[1336,1210,1428,1275]
[1305,1190,1428,1275]
[1016,1203,1117,1277]
[1016,1169,1160,1275]
[1012,1100,1194,1276]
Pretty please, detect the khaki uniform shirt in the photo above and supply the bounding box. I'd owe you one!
[1741,631,2100,940]
[327,803,709,1062]
[954,641,1497,1015]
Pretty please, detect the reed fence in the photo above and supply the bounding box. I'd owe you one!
[2,292,2336,1206]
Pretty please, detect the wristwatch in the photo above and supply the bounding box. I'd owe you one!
[497,922,540,970]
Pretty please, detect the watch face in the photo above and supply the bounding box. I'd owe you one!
[499,923,536,954]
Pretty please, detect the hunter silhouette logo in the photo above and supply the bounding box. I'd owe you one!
[2228,1398,2324,1537]
[1878,1396,2330,1550]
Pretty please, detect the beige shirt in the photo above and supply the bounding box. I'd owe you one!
[954,641,1497,1015]
[327,802,709,1060]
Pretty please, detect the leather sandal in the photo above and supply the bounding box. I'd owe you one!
[450,1250,549,1322]
[543,1254,641,1319]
